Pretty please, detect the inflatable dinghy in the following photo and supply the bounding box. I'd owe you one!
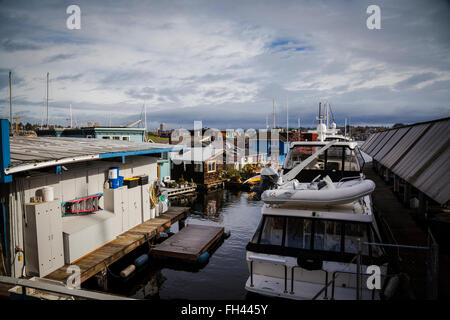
[261,178,375,205]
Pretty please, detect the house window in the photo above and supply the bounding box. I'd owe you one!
[102,136,111,139]
[86,135,93,138]
[207,161,216,173]
[113,136,121,140]
[194,163,203,172]
[122,136,130,141]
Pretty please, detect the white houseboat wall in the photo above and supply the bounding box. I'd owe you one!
[0,122,183,279]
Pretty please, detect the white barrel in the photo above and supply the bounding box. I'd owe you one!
[42,186,54,202]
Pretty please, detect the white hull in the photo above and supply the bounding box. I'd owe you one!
[245,252,386,300]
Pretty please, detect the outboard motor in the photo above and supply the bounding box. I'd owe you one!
[253,165,279,200]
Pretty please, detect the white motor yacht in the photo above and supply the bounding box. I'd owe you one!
[245,138,389,300]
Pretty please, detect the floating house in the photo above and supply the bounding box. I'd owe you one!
[0,119,183,279]
[170,145,225,189]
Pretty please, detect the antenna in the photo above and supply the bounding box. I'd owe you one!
[298,117,300,132]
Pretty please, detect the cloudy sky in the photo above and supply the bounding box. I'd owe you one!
[0,0,449,130]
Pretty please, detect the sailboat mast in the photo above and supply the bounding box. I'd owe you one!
[273,99,276,129]
[46,72,49,128]
[69,104,73,128]
[9,71,12,134]
[286,96,289,143]
[144,102,147,131]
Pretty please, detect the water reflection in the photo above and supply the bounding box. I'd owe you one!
[123,189,264,300]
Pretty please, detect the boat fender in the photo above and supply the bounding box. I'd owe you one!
[297,257,323,271]
[120,264,136,278]
[134,254,149,268]
[382,274,400,300]
[197,252,210,265]
[223,231,231,239]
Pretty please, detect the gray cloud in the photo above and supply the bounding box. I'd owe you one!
[43,54,75,63]
[1,39,40,52]
[394,72,438,90]
[0,0,449,129]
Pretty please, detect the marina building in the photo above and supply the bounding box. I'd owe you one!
[0,119,183,279]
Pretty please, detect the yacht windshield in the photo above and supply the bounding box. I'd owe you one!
[247,215,385,263]
[283,144,363,182]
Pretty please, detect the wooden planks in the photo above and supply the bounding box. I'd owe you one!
[45,206,189,284]
[150,224,224,261]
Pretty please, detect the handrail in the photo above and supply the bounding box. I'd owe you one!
[0,276,135,300]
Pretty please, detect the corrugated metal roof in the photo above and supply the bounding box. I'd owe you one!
[365,130,389,155]
[380,123,430,168]
[412,145,450,205]
[364,117,450,204]
[392,119,450,181]
[362,131,384,153]
[373,126,410,162]
[7,136,184,174]
[361,133,379,152]
[370,129,398,157]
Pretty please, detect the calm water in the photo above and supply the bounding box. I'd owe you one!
[126,190,263,300]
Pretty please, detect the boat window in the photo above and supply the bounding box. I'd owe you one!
[344,223,369,255]
[260,216,284,246]
[314,220,342,252]
[284,145,360,173]
[250,219,264,244]
[285,218,311,249]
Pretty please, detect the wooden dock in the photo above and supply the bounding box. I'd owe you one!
[161,186,197,197]
[150,224,224,261]
[45,207,189,284]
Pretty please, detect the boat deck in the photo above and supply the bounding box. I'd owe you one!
[150,224,224,261]
[45,206,189,284]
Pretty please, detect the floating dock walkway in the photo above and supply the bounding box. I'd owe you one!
[161,186,197,197]
[150,224,224,261]
[45,207,189,284]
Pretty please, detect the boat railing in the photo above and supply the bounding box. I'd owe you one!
[0,276,134,300]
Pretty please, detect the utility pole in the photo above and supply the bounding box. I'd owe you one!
[9,71,12,134]
[46,72,49,128]
[266,113,269,129]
